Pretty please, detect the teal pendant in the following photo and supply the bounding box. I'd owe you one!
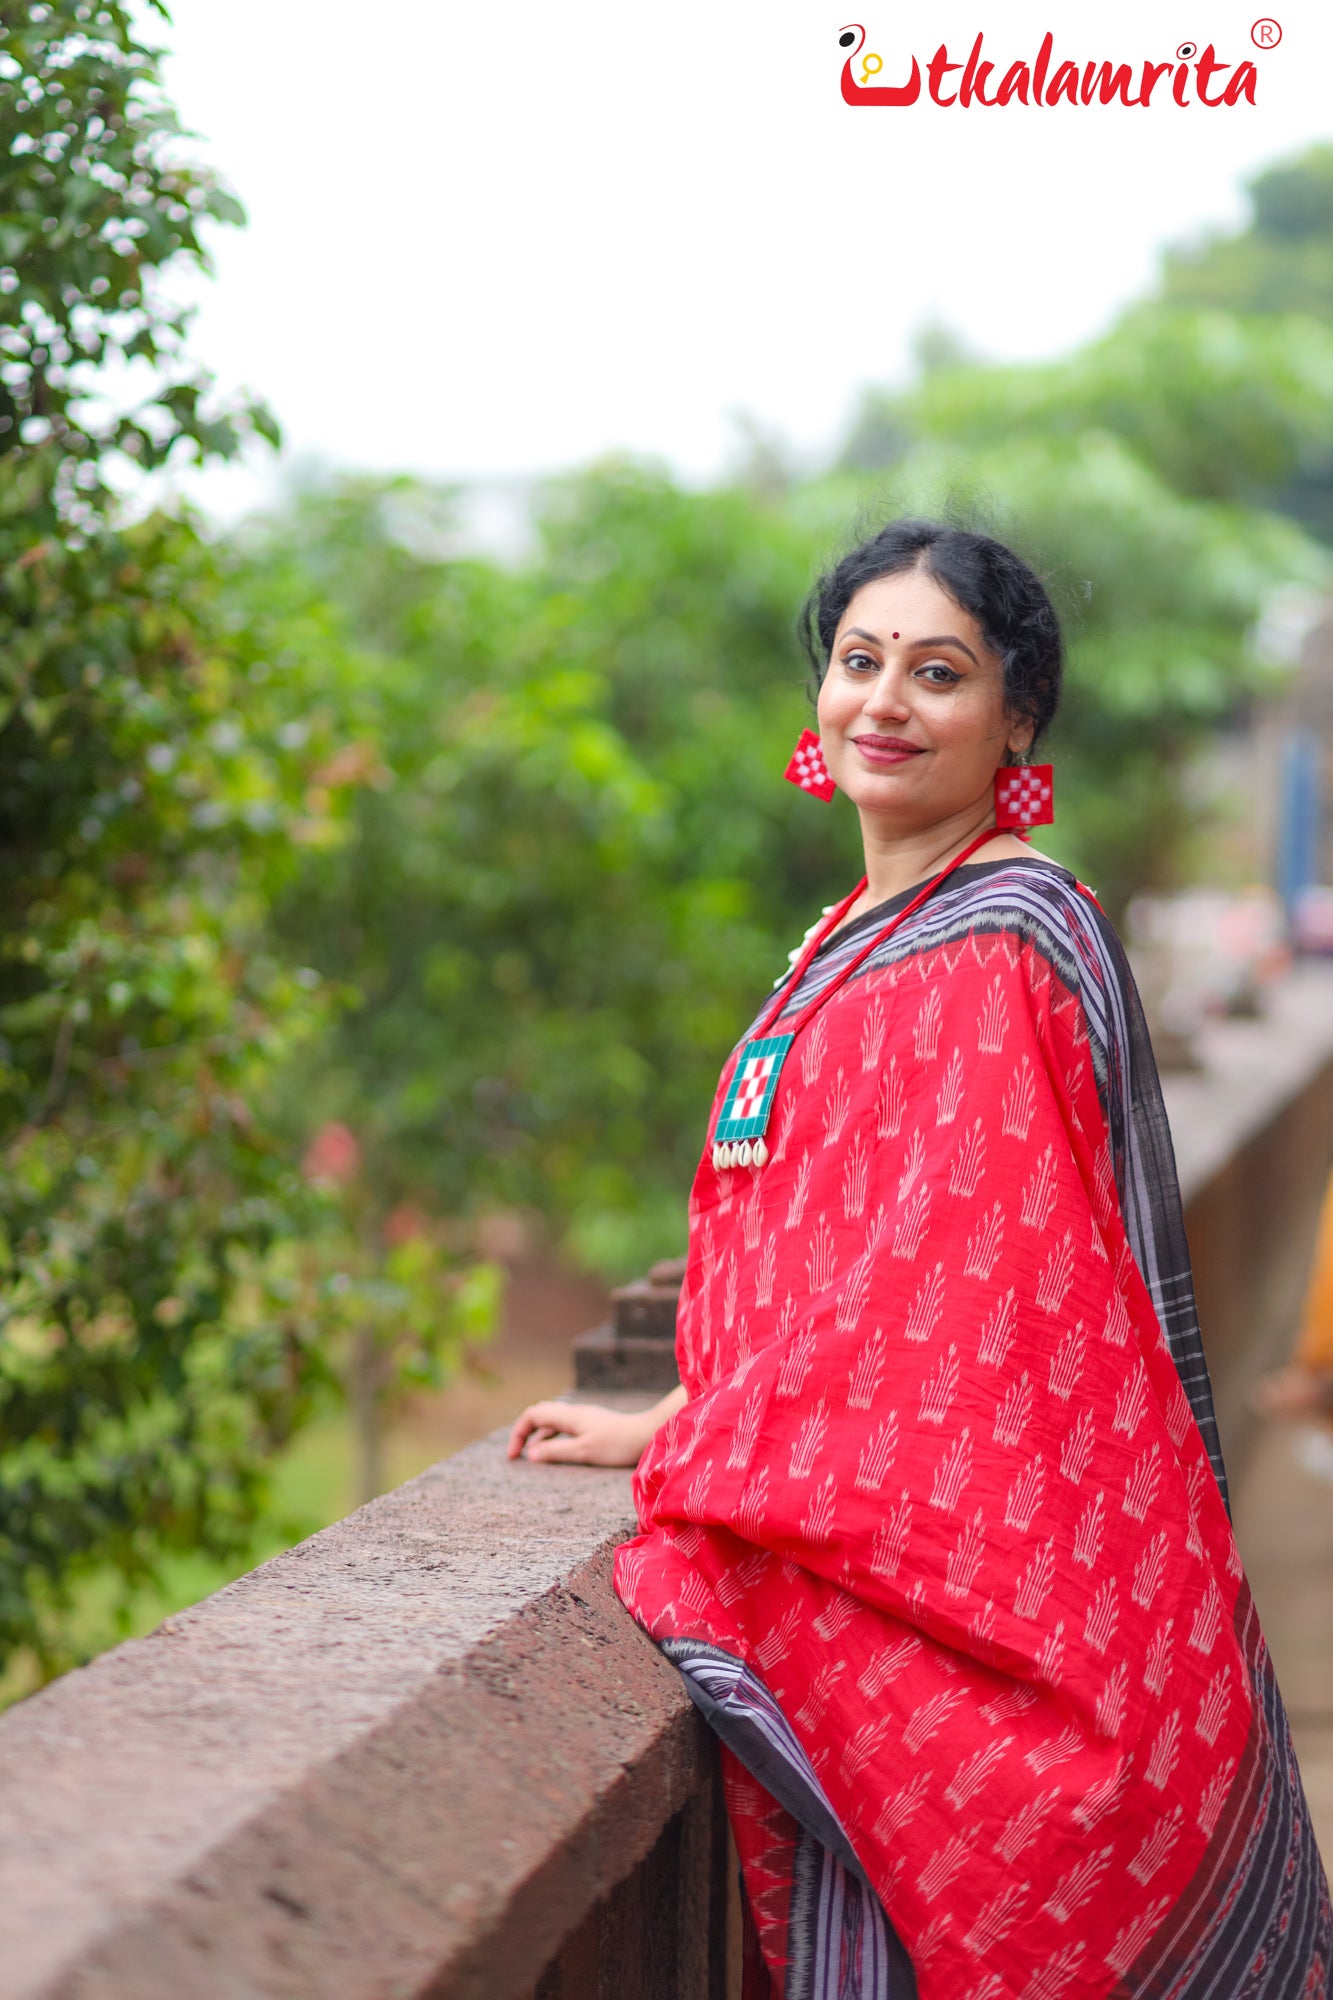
[712,1033,793,1170]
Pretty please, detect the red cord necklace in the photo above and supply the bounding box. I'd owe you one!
[710,825,1005,1171]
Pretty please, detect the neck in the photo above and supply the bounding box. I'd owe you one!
[858,800,1007,905]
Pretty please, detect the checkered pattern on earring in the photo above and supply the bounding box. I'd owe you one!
[993,763,1054,828]
[784,728,836,801]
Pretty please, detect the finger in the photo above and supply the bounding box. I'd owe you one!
[507,1403,571,1457]
[507,1410,542,1457]
[526,1431,596,1464]
[523,1401,582,1434]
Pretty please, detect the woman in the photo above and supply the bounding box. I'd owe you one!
[509,520,1331,1999]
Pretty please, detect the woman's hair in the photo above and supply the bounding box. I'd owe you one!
[798,517,1063,750]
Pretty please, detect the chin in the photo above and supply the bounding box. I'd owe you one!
[844,774,928,813]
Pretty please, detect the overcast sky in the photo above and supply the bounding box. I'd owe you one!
[156,1,1333,519]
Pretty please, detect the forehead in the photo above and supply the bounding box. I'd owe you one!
[837,568,991,652]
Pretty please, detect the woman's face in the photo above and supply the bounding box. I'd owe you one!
[815,566,1032,831]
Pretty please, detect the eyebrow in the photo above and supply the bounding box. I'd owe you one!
[842,627,981,667]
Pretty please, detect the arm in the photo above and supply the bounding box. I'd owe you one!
[506,1383,688,1467]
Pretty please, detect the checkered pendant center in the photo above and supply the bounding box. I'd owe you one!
[712,1034,794,1168]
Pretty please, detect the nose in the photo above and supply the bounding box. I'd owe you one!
[861,662,912,721]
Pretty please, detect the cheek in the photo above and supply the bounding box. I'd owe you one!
[816,675,853,736]
[937,691,1007,757]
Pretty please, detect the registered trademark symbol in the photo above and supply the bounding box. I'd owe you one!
[1251,17,1282,46]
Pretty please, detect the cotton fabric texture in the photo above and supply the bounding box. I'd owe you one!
[614,856,1330,2000]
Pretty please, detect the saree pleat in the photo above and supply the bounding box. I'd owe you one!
[614,857,1330,1999]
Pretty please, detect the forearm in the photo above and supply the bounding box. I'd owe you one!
[625,1382,688,1458]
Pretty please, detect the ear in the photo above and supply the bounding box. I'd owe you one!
[1005,717,1036,764]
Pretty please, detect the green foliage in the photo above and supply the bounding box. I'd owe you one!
[0,5,492,1680]
[0,0,275,483]
[1162,145,1333,322]
[1158,144,1333,540]
[221,467,862,1276]
[0,502,346,1672]
[903,309,1333,506]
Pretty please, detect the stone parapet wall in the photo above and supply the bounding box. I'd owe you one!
[0,1425,730,2000]
[1162,963,1333,1467]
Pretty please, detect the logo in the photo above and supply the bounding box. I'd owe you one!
[838,22,1269,108]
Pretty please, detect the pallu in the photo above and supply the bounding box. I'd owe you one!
[613,855,1331,2000]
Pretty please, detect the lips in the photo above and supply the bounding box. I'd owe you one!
[851,734,926,764]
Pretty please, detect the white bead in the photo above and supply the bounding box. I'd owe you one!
[720,1143,734,1169]
[738,1140,753,1167]
[753,1138,769,1167]
[712,1145,723,1170]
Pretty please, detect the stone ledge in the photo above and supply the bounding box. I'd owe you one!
[1161,963,1333,1468]
[0,1432,707,2000]
[1162,962,1333,1206]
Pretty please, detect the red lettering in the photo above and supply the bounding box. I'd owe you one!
[877,31,1254,116]
[1045,59,1079,105]
[1225,61,1257,104]
[1194,44,1229,106]
[1138,60,1172,105]
[1032,31,1053,103]
[959,33,998,106]
[1090,61,1136,105]
[927,42,961,106]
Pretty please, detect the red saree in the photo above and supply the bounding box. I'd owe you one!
[614,855,1329,2000]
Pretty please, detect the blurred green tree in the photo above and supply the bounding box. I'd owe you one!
[1161,144,1333,540]
[222,466,860,1277]
[0,4,491,1680]
[1162,145,1333,322]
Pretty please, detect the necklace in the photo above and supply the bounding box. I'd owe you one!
[710,825,1002,1172]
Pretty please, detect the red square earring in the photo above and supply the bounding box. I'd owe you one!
[994,762,1054,830]
[784,728,836,801]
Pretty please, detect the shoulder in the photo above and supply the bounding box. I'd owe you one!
[927,858,1126,1003]
[936,856,1100,940]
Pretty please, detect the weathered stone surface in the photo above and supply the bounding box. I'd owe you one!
[0,1432,708,2000]
[1232,1420,1333,1863]
[1162,964,1333,1467]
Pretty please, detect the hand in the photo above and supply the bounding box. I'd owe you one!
[506,1399,653,1467]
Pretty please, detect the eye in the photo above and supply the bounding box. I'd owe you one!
[917,662,961,685]
[841,648,879,673]
[838,29,856,47]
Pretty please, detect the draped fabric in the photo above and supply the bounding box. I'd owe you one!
[613,856,1330,2000]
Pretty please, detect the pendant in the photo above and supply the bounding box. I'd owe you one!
[711,1033,794,1171]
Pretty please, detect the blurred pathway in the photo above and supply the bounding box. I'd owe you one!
[1233,1421,1333,1858]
